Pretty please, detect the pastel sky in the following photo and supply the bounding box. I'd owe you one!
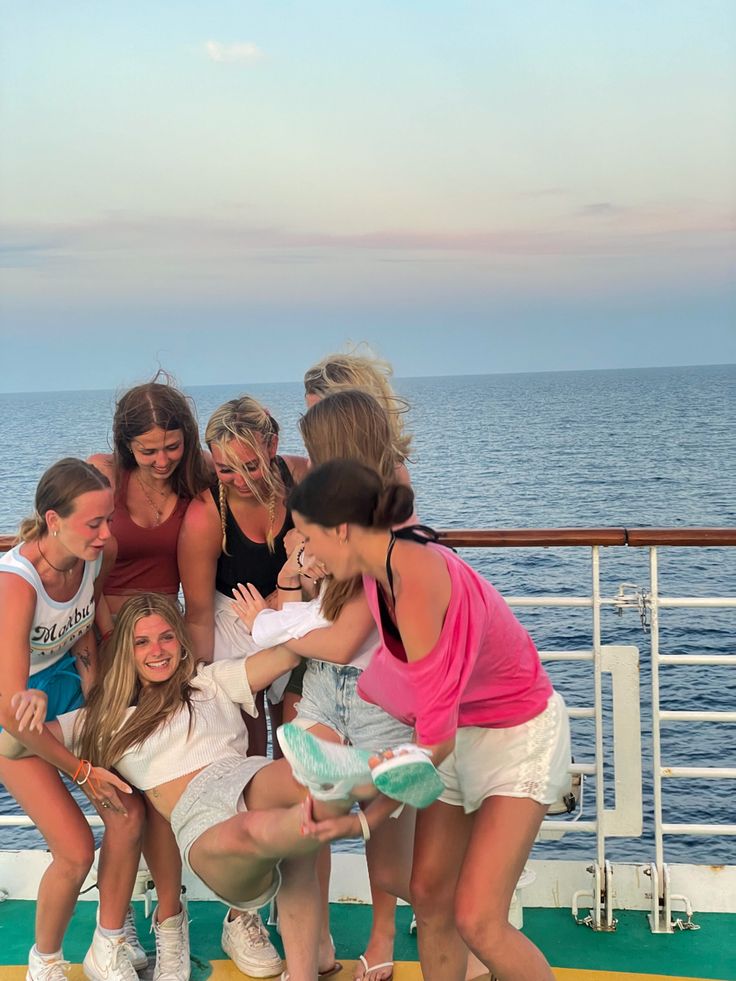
[1,1,734,392]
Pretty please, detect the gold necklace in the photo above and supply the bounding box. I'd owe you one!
[37,539,79,577]
[136,472,170,526]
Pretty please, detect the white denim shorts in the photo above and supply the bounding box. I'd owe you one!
[437,691,572,814]
[170,756,281,911]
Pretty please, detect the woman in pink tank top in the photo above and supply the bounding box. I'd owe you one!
[289,459,571,981]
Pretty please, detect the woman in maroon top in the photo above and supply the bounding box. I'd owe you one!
[88,373,211,979]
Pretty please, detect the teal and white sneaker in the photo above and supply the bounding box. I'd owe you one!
[277,724,373,800]
[371,745,444,809]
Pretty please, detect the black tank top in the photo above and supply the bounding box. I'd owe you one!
[213,457,295,598]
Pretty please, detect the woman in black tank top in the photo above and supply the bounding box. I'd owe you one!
[178,397,309,757]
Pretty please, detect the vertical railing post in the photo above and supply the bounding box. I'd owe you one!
[591,545,607,927]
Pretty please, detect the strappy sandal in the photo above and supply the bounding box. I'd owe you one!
[354,953,394,980]
[371,745,444,809]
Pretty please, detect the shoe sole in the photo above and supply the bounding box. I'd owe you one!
[221,937,282,978]
[372,756,444,809]
[277,724,373,799]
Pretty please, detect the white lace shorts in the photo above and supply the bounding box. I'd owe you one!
[437,691,571,814]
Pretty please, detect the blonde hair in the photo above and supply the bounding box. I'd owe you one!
[76,594,196,769]
[299,390,399,621]
[205,396,284,553]
[18,459,110,544]
[304,348,412,461]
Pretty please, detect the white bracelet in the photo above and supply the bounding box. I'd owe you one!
[356,808,371,842]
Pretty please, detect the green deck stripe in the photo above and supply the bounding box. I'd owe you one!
[0,902,733,981]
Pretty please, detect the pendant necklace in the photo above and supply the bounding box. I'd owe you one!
[37,539,79,578]
[136,472,170,526]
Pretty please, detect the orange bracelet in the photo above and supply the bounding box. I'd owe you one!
[72,760,92,785]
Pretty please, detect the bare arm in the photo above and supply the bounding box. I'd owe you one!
[178,495,221,662]
[94,536,118,638]
[243,644,302,693]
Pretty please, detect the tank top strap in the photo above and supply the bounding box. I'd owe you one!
[275,455,294,491]
[384,524,440,606]
[116,468,132,505]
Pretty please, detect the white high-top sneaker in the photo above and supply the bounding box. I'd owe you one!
[95,906,147,972]
[26,947,71,981]
[221,910,282,978]
[83,929,139,981]
[151,907,191,981]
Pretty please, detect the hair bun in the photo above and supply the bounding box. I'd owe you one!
[373,483,414,527]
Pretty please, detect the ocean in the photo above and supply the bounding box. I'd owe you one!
[0,364,734,863]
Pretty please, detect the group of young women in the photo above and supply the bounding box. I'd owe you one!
[0,351,572,981]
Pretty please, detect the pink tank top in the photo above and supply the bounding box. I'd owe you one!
[105,471,189,595]
[357,541,553,745]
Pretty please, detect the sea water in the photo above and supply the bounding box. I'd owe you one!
[0,364,734,863]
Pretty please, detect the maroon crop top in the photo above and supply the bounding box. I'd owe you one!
[105,470,189,595]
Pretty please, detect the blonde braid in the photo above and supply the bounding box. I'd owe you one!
[217,480,229,555]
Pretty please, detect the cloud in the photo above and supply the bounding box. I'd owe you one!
[205,40,264,64]
[578,202,627,217]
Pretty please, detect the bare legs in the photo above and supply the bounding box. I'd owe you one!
[187,759,354,981]
[0,755,144,953]
[410,795,554,981]
[142,799,184,920]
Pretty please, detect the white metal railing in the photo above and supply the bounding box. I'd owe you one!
[0,530,734,932]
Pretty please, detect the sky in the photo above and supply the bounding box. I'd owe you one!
[1,1,735,392]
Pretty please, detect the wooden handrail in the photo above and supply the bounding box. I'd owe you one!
[3,528,736,554]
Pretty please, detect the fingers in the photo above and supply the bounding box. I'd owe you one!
[11,692,47,734]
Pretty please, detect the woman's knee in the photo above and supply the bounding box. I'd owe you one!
[454,893,509,952]
[50,833,96,883]
[409,865,455,917]
[102,794,146,846]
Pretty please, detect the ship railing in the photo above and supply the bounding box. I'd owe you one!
[1,527,735,934]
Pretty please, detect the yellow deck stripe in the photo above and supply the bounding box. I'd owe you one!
[0,962,719,981]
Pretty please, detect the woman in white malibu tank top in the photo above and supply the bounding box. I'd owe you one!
[0,459,147,981]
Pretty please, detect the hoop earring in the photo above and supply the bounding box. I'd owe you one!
[180,649,189,660]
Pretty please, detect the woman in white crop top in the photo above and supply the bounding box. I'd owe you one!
[11,592,390,981]
[0,459,151,981]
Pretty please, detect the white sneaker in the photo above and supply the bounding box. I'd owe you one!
[83,929,139,981]
[151,907,191,981]
[221,910,283,978]
[27,948,71,981]
[98,907,146,972]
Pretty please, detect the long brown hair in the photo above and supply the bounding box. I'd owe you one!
[18,459,110,544]
[112,371,211,500]
[299,390,400,621]
[76,594,197,769]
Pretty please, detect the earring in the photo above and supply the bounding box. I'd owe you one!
[180,649,189,660]
[52,531,58,538]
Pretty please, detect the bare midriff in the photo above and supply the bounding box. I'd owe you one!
[143,765,207,820]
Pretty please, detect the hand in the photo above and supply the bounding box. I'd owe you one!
[299,795,363,844]
[11,689,48,734]
[82,766,133,816]
[231,582,268,631]
[280,531,306,579]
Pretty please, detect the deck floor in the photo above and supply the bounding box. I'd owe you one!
[0,901,732,981]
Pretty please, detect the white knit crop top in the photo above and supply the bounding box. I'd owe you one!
[57,659,257,790]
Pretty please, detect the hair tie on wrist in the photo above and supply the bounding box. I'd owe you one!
[356,808,371,841]
[277,582,302,591]
[73,760,93,786]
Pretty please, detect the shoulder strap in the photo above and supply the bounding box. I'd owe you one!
[385,524,440,606]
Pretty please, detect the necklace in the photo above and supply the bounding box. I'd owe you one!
[37,539,79,577]
[136,471,171,526]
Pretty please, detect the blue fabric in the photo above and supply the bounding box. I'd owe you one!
[25,652,83,726]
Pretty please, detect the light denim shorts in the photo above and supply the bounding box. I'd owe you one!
[170,756,281,911]
[437,691,572,814]
[294,661,414,751]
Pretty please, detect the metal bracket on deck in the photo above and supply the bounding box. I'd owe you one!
[645,863,700,933]
[613,583,651,631]
[571,860,618,931]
